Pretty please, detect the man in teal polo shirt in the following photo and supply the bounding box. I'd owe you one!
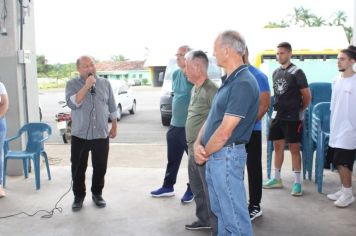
[151,45,194,203]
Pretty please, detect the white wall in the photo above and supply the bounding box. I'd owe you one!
[0,0,40,175]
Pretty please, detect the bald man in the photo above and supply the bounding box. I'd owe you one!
[66,55,117,211]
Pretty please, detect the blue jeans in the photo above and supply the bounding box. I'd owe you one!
[0,118,7,185]
[206,144,253,236]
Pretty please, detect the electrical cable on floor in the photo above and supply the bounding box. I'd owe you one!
[0,182,72,219]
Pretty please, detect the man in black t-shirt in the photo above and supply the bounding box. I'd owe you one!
[263,42,311,196]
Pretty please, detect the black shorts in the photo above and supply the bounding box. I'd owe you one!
[268,119,302,143]
[327,147,356,172]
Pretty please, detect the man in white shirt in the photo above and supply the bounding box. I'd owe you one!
[327,45,356,208]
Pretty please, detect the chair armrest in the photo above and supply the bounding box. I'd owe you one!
[39,135,51,144]
[5,133,21,143]
[4,133,22,155]
[3,140,9,155]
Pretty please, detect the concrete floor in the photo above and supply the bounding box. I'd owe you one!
[1,144,356,236]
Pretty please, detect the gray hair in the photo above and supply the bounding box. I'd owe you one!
[219,30,246,55]
[185,50,209,70]
[179,45,193,52]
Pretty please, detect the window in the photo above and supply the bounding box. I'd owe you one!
[139,74,142,78]
[132,74,136,78]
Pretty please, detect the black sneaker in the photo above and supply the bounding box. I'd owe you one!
[185,221,211,230]
[249,205,262,221]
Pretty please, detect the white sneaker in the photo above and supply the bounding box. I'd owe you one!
[327,189,343,201]
[334,193,355,208]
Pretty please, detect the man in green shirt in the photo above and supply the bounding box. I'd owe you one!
[184,50,218,234]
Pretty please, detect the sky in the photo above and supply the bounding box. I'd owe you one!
[34,0,355,64]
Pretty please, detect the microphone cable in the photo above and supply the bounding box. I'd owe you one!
[0,183,71,219]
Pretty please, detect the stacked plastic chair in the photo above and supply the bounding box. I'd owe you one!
[265,96,274,179]
[3,123,52,190]
[302,82,331,180]
[311,102,331,193]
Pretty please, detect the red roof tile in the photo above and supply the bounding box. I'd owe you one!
[96,61,147,71]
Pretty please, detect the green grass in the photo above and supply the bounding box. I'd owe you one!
[38,77,67,90]
[38,83,66,89]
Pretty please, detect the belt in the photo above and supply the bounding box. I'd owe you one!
[224,141,244,148]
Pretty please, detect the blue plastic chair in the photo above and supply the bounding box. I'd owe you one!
[3,123,52,190]
[303,82,331,180]
[311,102,331,193]
[265,96,274,179]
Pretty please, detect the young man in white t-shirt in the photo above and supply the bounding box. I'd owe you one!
[327,45,356,208]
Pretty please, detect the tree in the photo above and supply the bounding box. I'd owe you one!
[344,26,353,44]
[331,10,347,26]
[290,7,315,27]
[36,54,76,81]
[291,7,304,25]
[264,7,353,42]
[330,10,352,42]
[310,16,326,27]
[110,54,129,61]
[264,20,290,28]
[55,63,76,79]
[36,55,53,77]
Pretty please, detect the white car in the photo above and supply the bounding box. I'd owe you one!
[109,79,136,121]
[128,78,141,86]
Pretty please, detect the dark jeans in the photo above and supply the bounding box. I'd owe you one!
[163,126,187,188]
[71,135,109,198]
[246,131,262,206]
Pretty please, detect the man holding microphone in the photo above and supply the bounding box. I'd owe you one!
[66,55,118,211]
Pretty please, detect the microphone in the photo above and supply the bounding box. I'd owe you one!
[88,73,96,94]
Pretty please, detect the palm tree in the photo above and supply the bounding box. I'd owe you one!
[344,26,353,42]
[310,16,326,27]
[291,7,314,27]
[300,8,315,27]
[291,7,303,25]
[264,6,352,42]
[330,11,351,42]
[331,11,347,26]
